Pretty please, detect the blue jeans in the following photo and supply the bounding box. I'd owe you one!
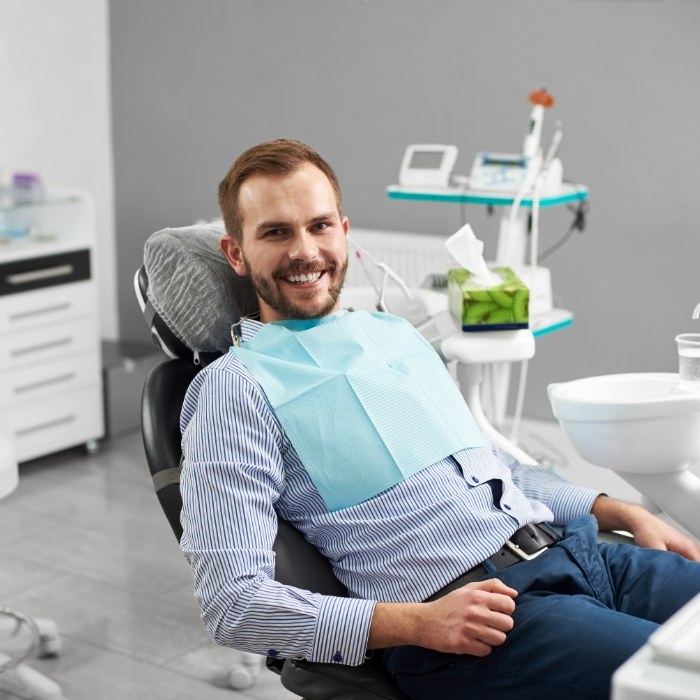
[384,515,700,699]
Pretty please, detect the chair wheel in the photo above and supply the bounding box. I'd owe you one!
[228,664,255,690]
[38,635,62,658]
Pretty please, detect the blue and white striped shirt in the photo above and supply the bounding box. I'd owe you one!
[179,317,600,666]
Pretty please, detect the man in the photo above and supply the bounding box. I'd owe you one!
[180,139,700,699]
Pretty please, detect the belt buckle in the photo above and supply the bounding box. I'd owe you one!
[504,539,548,562]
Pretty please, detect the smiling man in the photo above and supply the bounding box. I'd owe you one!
[179,139,700,700]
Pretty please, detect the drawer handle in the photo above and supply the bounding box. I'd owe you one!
[11,337,72,358]
[14,373,76,395]
[10,302,72,322]
[6,265,75,286]
[15,415,76,437]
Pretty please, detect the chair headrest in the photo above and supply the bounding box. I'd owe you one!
[140,220,259,361]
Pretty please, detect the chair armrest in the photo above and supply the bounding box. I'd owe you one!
[281,653,410,700]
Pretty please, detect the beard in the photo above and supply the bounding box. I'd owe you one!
[246,255,349,320]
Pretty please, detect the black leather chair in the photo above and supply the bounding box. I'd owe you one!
[136,267,408,700]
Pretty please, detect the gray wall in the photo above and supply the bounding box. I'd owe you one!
[110,0,700,419]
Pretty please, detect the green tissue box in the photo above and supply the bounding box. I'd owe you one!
[448,267,529,332]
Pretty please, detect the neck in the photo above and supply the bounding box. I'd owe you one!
[258,300,342,323]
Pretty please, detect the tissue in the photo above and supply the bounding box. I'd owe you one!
[445,224,529,332]
[444,224,501,288]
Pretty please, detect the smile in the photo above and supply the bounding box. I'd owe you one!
[284,272,323,284]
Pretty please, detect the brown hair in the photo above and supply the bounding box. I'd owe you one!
[218,139,343,241]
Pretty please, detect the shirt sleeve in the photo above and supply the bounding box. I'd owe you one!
[179,359,375,666]
[491,441,601,525]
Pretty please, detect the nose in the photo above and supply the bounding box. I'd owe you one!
[288,230,319,261]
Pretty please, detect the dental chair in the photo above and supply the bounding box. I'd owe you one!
[136,221,409,699]
[137,221,637,698]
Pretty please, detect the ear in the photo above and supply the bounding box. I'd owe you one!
[220,235,248,277]
[342,216,349,237]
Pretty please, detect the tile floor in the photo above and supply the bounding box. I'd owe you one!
[0,430,299,700]
[1,415,681,700]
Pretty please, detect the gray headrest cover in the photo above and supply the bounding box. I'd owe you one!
[144,221,258,354]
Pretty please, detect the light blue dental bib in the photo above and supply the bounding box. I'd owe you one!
[233,310,484,511]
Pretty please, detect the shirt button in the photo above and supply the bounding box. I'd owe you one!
[503,503,512,510]
[333,651,343,663]
[268,649,279,657]
[471,476,480,484]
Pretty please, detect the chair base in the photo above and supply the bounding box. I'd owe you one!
[0,612,64,699]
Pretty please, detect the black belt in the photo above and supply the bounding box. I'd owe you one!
[426,522,561,602]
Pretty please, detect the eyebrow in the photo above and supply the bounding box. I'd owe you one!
[255,220,288,234]
[255,212,338,234]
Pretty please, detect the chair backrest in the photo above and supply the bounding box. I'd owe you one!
[139,220,259,360]
[140,358,198,540]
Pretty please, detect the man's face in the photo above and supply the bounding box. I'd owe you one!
[221,163,349,323]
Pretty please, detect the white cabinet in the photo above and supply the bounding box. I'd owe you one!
[0,190,104,462]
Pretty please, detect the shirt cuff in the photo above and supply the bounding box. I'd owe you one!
[548,482,601,525]
[309,596,377,666]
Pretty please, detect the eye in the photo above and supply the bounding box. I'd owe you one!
[263,228,286,238]
[312,221,331,233]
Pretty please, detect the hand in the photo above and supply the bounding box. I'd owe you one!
[627,510,700,561]
[420,579,518,657]
[592,495,700,561]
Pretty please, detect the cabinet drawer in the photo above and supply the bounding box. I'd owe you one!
[0,386,104,463]
[0,249,90,297]
[0,317,98,371]
[0,351,101,409]
[0,280,96,333]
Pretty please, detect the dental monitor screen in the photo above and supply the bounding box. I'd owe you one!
[399,144,458,188]
[409,150,446,169]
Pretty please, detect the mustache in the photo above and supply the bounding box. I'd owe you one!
[276,261,337,277]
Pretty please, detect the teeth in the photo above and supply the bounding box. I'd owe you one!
[286,272,322,283]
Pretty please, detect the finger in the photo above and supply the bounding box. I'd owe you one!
[461,623,511,655]
[638,535,700,562]
[477,625,509,647]
[670,534,700,562]
[674,542,700,562]
[488,592,518,616]
[463,599,515,630]
[454,584,517,615]
[470,578,519,598]
[463,639,495,657]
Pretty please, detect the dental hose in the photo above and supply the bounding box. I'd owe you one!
[509,360,529,443]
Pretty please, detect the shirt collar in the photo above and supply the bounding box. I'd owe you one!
[240,316,264,343]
